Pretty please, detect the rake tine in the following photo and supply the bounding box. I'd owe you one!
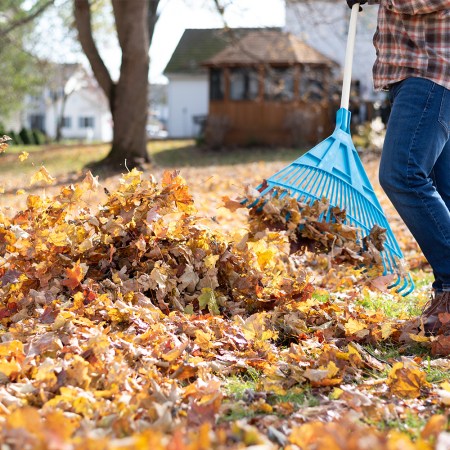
[396,273,415,296]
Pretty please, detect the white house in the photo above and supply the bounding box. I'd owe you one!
[165,73,208,138]
[163,28,272,138]
[23,64,113,142]
[3,68,169,143]
[284,0,381,103]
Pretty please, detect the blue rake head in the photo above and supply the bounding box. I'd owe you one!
[245,108,414,296]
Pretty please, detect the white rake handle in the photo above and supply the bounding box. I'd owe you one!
[340,3,359,110]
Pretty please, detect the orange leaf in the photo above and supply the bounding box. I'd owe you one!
[61,263,85,290]
[421,415,447,440]
[222,195,245,212]
[387,360,429,398]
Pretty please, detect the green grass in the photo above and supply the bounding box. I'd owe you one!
[151,142,306,168]
[0,139,306,180]
[355,273,433,319]
[270,388,321,408]
[220,369,321,423]
[222,370,260,400]
[366,411,429,441]
[364,341,430,364]
[357,293,422,319]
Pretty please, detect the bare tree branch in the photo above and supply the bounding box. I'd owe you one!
[147,0,160,48]
[73,0,114,104]
[0,0,55,38]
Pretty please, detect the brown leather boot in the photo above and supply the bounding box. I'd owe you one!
[421,291,450,335]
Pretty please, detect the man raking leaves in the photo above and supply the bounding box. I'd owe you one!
[348,0,450,335]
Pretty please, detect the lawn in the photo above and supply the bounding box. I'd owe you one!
[0,139,448,449]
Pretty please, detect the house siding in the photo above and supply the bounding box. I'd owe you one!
[166,74,209,138]
[284,1,381,103]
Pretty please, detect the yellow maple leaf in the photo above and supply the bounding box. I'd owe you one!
[5,407,42,432]
[344,318,369,337]
[0,340,24,357]
[48,231,70,247]
[30,166,55,185]
[381,322,394,339]
[387,360,430,399]
[0,359,21,377]
[18,151,29,162]
[194,329,214,351]
[43,409,80,442]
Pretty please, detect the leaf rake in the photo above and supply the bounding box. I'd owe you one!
[243,4,414,295]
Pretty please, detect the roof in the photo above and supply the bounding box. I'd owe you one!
[203,30,337,66]
[163,28,280,75]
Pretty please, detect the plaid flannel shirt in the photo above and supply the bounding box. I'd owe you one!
[368,0,450,90]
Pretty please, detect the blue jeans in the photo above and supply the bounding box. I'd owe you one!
[379,77,450,293]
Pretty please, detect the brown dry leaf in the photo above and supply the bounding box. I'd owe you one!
[222,195,245,212]
[369,274,396,292]
[431,335,450,356]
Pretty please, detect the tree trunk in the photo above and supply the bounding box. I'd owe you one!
[55,92,68,142]
[74,0,152,171]
[107,0,150,169]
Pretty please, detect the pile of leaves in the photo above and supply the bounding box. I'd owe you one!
[224,185,390,277]
[0,154,449,448]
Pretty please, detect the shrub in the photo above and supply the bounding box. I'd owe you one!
[19,127,34,145]
[32,129,46,145]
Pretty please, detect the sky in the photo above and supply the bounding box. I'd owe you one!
[28,0,285,84]
[147,0,285,83]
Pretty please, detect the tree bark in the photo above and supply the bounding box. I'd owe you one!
[74,0,153,170]
[108,0,150,168]
[55,92,68,142]
[74,0,114,104]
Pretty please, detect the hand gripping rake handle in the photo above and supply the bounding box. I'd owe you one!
[341,3,359,110]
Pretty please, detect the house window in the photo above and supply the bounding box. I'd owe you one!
[229,68,259,101]
[79,116,95,128]
[29,114,45,132]
[210,68,224,100]
[299,66,327,102]
[62,117,71,128]
[265,67,295,101]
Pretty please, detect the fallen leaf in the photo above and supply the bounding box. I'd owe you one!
[387,360,429,398]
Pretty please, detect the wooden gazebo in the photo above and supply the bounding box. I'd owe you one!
[202,30,339,147]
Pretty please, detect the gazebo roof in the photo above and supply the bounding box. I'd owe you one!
[164,28,281,75]
[203,30,337,67]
